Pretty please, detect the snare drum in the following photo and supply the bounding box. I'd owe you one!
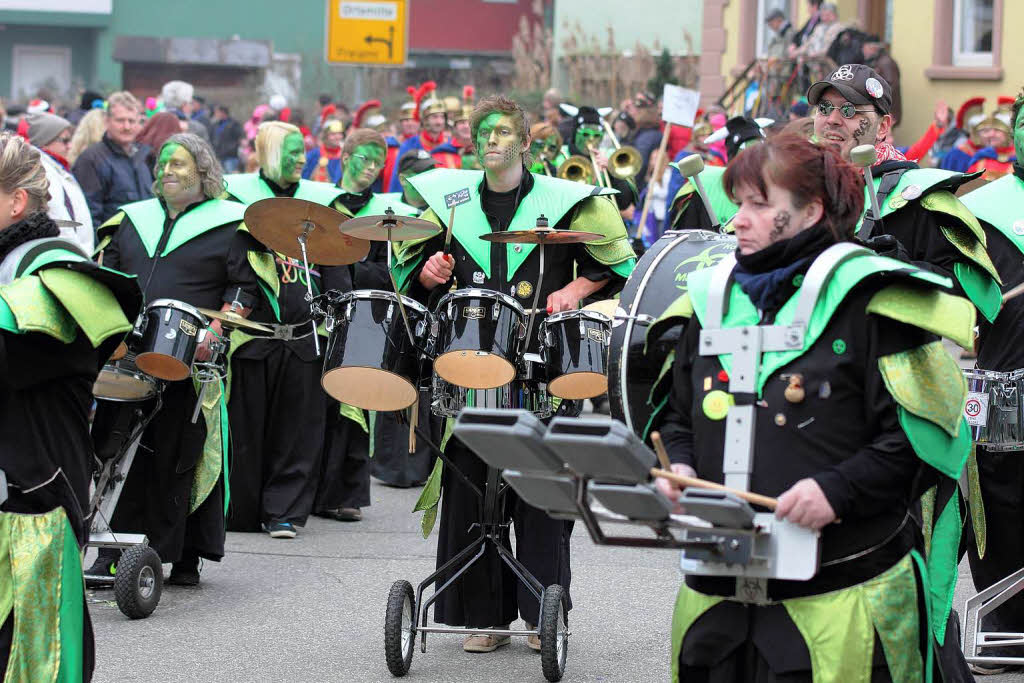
[434,289,525,390]
[321,289,431,411]
[93,358,158,402]
[431,356,552,418]
[135,299,207,382]
[541,310,611,400]
[963,368,1024,451]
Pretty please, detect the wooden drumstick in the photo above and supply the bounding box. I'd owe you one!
[1003,281,1024,302]
[649,431,778,510]
[650,467,779,510]
[649,431,674,470]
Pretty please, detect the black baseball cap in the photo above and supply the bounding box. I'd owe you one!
[398,149,439,176]
[807,64,893,115]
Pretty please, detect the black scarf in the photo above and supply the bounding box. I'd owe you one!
[1013,163,1024,183]
[732,226,836,313]
[0,212,60,263]
[337,186,373,215]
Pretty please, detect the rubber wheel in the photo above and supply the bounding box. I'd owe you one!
[113,545,162,619]
[539,584,568,682]
[384,580,415,676]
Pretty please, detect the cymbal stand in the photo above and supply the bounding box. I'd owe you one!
[523,215,550,350]
[296,220,321,356]
[382,208,417,346]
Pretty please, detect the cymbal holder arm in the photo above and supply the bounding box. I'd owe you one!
[297,221,320,356]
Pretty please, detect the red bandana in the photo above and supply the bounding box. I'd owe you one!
[872,142,907,166]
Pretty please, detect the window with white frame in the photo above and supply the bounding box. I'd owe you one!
[953,0,994,66]
[756,0,790,57]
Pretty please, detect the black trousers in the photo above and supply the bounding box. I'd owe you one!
[316,404,371,511]
[226,346,326,531]
[433,436,573,628]
[96,380,223,563]
[371,392,438,488]
[967,448,1024,647]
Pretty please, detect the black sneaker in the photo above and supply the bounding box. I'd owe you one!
[263,521,297,538]
[167,555,201,586]
[84,550,121,588]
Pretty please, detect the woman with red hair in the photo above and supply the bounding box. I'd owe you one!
[136,111,185,167]
[653,135,974,681]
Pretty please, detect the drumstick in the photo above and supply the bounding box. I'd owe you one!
[649,431,673,470]
[443,206,456,257]
[650,467,779,510]
[1003,281,1024,302]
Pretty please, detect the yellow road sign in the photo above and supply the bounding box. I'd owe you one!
[326,0,408,66]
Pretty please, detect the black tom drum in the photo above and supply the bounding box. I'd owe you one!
[321,289,431,411]
[135,299,206,382]
[540,310,611,400]
[433,288,525,390]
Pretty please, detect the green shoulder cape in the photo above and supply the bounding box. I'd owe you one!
[223,173,345,207]
[97,197,246,258]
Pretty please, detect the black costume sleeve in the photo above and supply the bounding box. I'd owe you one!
[223,225,261,309]
[608,176,637,210]
[101,220,123,271]
[403,231,448,305]
[658,319,700,468]
[878,203,970,299]
[353,242,393,290]
[673,196,715,231]
[810,297,938,520]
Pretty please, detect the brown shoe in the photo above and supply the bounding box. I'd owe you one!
[318,507,362,522]
[462,633,511,653]
[525,622,541,652]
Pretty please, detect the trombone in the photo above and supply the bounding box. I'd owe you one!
[556,154,595,183]
[600,119,643,180]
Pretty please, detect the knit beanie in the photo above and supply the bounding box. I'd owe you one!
[26,112,71,147]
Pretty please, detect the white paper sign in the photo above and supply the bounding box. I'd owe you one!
[964,391,989,427]
[662,84,700,127]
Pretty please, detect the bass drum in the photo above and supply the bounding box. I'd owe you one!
[608,230,736,436]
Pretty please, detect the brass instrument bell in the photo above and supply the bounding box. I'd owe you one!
[556,155,595,183]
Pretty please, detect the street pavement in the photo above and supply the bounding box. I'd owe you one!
[88,477,681,682]
[87,432,1020,681]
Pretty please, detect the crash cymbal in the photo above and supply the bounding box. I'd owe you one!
[479,228,604,244]
[340,209,441,241]
[243,197,369,266]
[197,308,274,333]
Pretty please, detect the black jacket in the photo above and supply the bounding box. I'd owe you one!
[210,116,245,161]
[72,133,153,227]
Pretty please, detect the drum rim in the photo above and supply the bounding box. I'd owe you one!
[146,298,207,323]
[437,288,524,314]
[326,288,430,315]
[320,364,419,410]
[542,309,612,325]
[97,363,158,385]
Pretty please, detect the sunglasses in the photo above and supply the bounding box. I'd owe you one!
[816,101,875,119]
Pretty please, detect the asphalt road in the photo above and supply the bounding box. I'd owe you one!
[88,477,681,683]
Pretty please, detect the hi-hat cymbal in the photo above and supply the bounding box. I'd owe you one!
[341,210,441,241]
[479,228,604,244]
[243,198,370,266]
[197,308,274,333]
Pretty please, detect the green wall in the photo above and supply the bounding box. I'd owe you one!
[96,0,355,103]
[0,24,97,100]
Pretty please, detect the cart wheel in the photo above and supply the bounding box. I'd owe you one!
[385,580,416,677]
[113,545,162,619]
[540,584,568,682]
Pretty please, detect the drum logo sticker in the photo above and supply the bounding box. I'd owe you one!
[473,271,485,284]
[164,328,177,340]
[674,243,735,292]
[179,320,198,337]
[463,306,486,320]
[964,391,989,427]
[516,281,533,298]
[587,328,606,343]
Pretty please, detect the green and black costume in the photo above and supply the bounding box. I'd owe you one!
[0,213,141,682]
[222,172,350,531]
[394,167,635,628]
[961,170,1024,645]
[654,227,975,682]
[95,196,258,565]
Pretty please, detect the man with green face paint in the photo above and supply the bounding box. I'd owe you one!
[315,128,421,522]
[91,133,260,585]
[393,94,635,653]
[222,121,356,540]
[527,121,565,176]
[960,89,1024,664]
[559,105,637,212]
